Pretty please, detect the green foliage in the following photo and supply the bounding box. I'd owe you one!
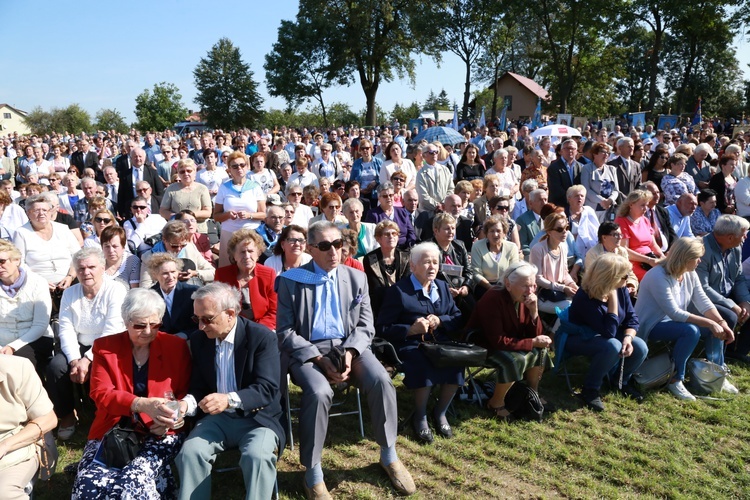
[193,38,263,130]
[391,102,422,126]
[133,82,187,131]
[93,108,128,133]
[22,104,91,135]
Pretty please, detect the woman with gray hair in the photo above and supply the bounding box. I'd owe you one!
[342,196,378,258]
[45,247,128,440]
[467,261,553,420]
[73,288,191,499]
[377,242,463,443]
[364,182,417,249]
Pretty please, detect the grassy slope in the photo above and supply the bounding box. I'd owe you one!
[35,360,750,499]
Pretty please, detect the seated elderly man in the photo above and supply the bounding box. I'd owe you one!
[256,204,285,263]
[696,215,750,367]
[517,188,548,259]
[276,221,416,498]
[667,192,697,238]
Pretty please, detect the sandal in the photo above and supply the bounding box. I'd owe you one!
[487,403,513,422]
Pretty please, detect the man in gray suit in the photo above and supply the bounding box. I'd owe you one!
[276,221,416,499]
[517,188,548,259]
[695,215,750,369]
[608,137,641,197]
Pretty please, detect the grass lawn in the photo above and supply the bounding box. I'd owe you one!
[34,358,750,499]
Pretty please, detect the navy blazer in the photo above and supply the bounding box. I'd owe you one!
[376,276,462,346]
[188,316,286,451]
[364,206,417,248]
[547,158,582,208]
[152,281,199,336]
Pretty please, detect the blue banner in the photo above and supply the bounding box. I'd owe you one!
[656,115,678,131]
[630,112,646,129]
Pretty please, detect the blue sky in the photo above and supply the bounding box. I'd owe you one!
[2,0,748,125]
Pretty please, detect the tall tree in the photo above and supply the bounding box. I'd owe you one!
[134,82,187,131]
[94,108,128,133]
[23,107,53,135]
[416,0,499,122]
[264,18,351,128]
[194,38,263,130]
[290,0,435,125]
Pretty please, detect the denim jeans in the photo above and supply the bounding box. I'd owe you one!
[565,334,649,391]
[648,321,724,380]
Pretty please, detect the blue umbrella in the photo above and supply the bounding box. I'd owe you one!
[411,126,466,146]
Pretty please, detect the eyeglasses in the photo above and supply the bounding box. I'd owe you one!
[166,241,188,250]
[494,205,510,212]
[325,205,341,210]
[289,192,303,197]
[268,215,285,220]
[310,239,343,251]
[229,163,246,169]
[607,233,623,239]
[360,147,372,151]
[381,231,399,238]
[131,322,161,331]
[285,237,305,245]
[659,155,669,160]
[425,150,439,155]
[551,226,568,233]
[178,170,194,175]
[94,217,112,224]
[29,209,49,215]
[132,205,148,210]
[379,193,395,198]
[392,178,405,183]
[191,312,224,325]
[136,187,150,192]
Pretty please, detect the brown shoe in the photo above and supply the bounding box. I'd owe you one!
[303,481,333,500]
[380,459,416,496]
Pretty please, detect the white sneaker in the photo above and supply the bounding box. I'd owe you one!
[721,379,739,394]
[667,380,696,401]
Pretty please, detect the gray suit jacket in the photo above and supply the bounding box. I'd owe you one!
[608,156,641,197]
[275,262,374,365]
[693,232,750,311]
[516,209,541,258]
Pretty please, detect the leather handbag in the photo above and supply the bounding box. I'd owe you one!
[633,351,675,390]
[419,340,487,368]
[100,417,146,470]
[687,358,728,395]
[35,430,58,481]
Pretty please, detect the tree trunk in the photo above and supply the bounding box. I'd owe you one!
[647,15,663,112]
[676,37,697,114]
[462,59,471,123]
[364,84,379,126]
[314,90,329,128]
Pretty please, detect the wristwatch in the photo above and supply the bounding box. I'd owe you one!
[227,393,241,410]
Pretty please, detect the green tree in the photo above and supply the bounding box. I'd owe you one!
[51,104,91,134]
[94,108,128,133]
[390,102,422,126]
[290,0,436,125]
[264,18,351,128]
[416,0,500,122]
[194,38,263,130]
[23,107,53,135]
[134,82,187,131]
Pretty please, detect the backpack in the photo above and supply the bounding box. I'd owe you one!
[504,382,544,422]
[126,218,162,257]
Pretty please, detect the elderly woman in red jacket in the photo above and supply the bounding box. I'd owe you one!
[215,228,278,330]
[467,261,553,420]
[73,288,191,499]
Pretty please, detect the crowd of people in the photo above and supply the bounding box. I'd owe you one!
[1,119,750,498]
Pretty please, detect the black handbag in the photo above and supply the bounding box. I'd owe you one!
[419,340,487,368]
[100,416,146,470]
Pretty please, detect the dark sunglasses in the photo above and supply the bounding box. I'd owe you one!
[131,322,161,331]
[192,312,223,325]
[310,239,343,251]
[229,163,246,169]
[551,226,568,233]
[132,205,148,210]
[494,205,510,212]
[94,217,112,224]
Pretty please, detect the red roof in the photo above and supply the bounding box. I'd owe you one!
[501,73,549,100]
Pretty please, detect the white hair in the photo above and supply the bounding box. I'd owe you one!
[410,242,440,265]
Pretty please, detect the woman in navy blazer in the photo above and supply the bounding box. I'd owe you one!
[215,228,277,330]
[364,182,417,249]
[376,242,463,444]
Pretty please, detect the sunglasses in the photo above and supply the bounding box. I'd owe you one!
[285,237,305,245]
[425,150,439,155]
[132,205,148,210]
[607,233,623,239]
[131,322,161,331]
[94,217,112,224]
[325,205,341,210]
[229,163,246,169]
[289,192,303,197]
[379,193,395,198]
[494,205,510,212]
[137,188,150,192]
[192,312,223,324]
[551,226,568,233]
[310,239,343,251]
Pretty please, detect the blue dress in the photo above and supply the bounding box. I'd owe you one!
[376,276,464,389]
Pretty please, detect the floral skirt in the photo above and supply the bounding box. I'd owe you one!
[72,433,184,500]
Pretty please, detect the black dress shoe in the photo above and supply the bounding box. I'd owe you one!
[620,384,645,403]
[431,414,453,438]
[412,416,434,444]
[579,388,605,412]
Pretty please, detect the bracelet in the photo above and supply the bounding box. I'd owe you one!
[28,421,44,440]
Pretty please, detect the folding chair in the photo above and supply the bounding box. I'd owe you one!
[462,329,495,407]
[284,374,364,452]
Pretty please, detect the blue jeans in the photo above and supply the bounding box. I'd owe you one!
[648,321,725,380]
[565,334,649,391]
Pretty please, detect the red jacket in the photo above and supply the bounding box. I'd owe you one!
[215,263,278,330]
[88,331,191,440]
